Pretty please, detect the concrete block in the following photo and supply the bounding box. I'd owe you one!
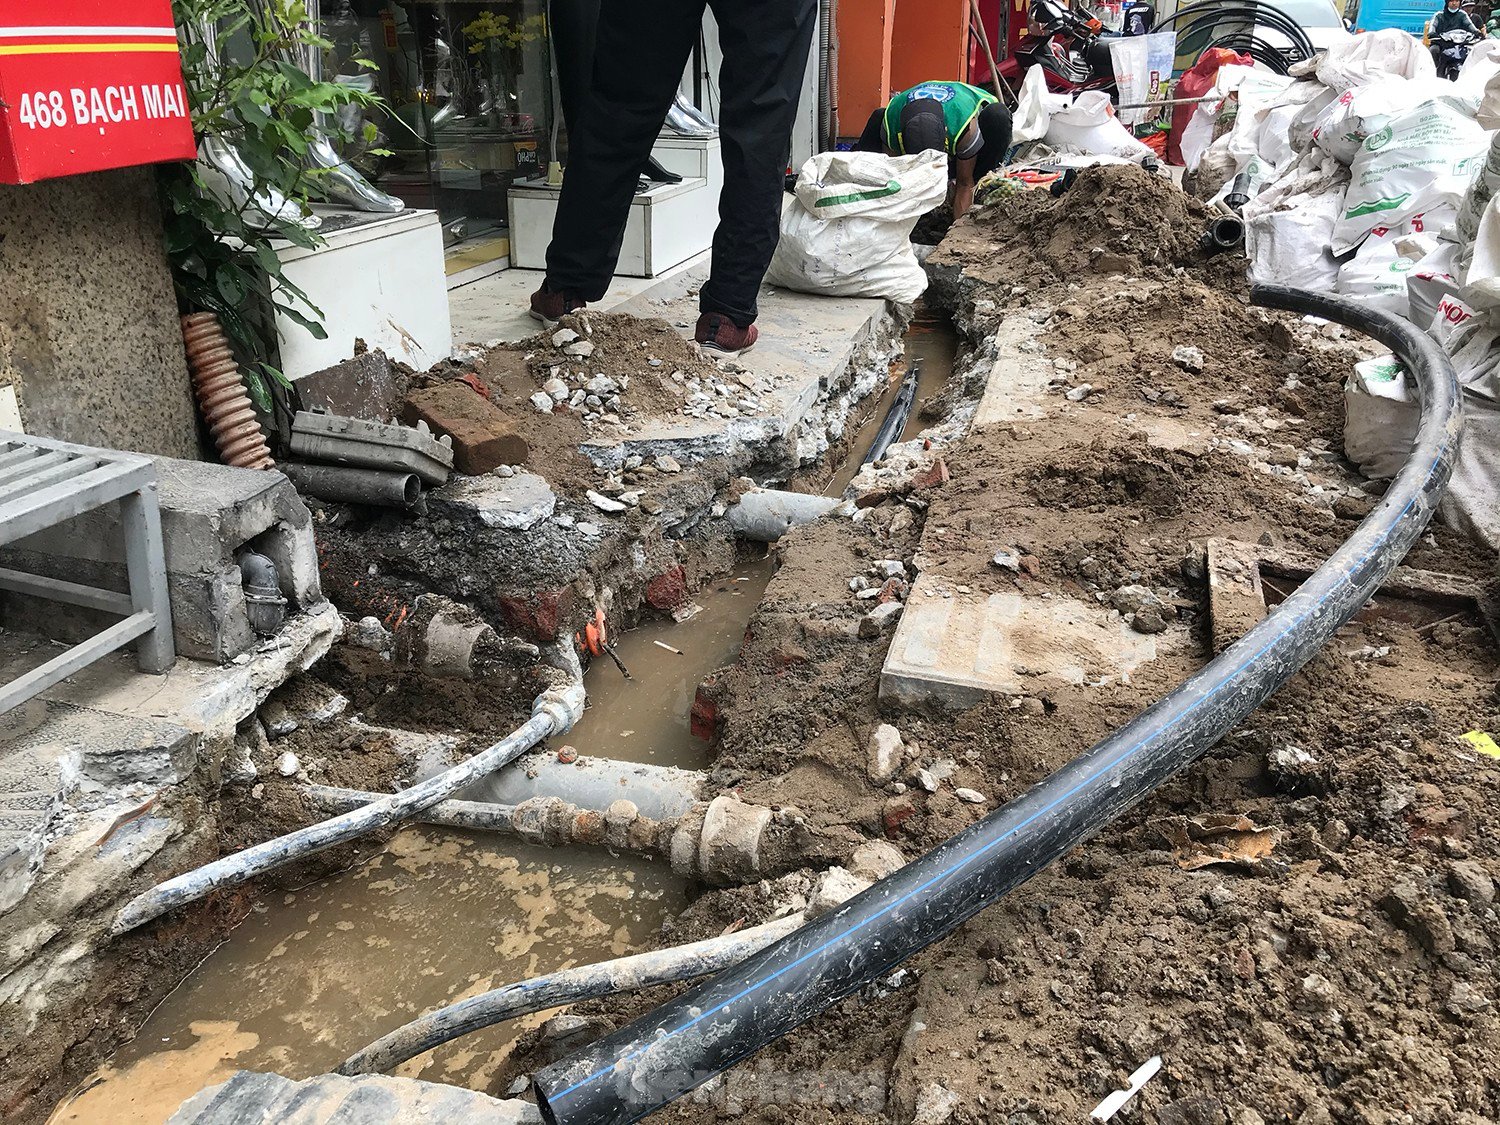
[880,577,1160,709]
[0,455,322,664]
[401,383,530,474]
[431,473,555,531]
[293,350,406,422]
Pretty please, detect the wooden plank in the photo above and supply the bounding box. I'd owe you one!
[0,611,155,713]
[0,462,143,547]
[0,566,133,616]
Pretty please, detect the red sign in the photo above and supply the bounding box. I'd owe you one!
[0,0,197,184]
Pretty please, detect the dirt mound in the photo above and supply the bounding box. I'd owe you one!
[957,164,1216,283]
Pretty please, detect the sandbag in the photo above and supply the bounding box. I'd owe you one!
[1315,28,1437,90]
[1244,152,1349,290]
[767,151,949,304]
[1407,240,1463,329]
[1169,48,1251,165]
[1045,91,1156,161]
[1336,239,1419,317]
[1343,354,1418,479]
[1332,98,1487,254]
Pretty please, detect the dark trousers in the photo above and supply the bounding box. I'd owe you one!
[854,103,1014,178]
[545,0,818,326]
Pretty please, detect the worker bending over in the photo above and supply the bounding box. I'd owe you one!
[857,81,1013,219]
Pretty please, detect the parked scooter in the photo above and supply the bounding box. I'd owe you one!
[1433,27,1482,79]
[1002,0,1120,96]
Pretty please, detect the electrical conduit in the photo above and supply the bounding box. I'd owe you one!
[110,684,585,935]
[531,287,1464,1124]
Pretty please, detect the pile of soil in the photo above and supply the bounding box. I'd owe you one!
[956,163,1225,284]
[497,172,1500,1122]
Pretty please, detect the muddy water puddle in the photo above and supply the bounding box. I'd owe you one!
[828,302,957,496]
[564,555,775,770]
[50,830,684,1124]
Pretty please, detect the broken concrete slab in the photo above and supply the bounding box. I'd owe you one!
[880,577,1160,709]
[168,1070,542,1124]
[430,472,556,531]
[971,318,1057,428]
[291,350,407,422]
[584,283,896,471]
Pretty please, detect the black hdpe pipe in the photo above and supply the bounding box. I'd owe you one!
[533,286,1463,1125]
[861,362,921,467]
[1201,215,1245,255]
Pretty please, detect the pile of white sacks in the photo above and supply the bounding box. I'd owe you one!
[1181,30,1500,552]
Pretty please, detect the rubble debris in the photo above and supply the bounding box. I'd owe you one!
[1156,814,1282,872]
[401,382,530,474]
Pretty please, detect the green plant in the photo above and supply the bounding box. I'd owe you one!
[161,0,387,411]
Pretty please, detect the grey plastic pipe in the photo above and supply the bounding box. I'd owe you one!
[728,488,843,542]
[338,912,809,1077]
[110,685,585,935]
[531,286,1463,1124]
[280,462,421,508]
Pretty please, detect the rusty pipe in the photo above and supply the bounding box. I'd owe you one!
[181,311,275,470]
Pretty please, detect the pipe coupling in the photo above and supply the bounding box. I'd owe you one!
[534,682,587,734]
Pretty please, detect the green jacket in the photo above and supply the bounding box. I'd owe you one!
[883,82,998,157]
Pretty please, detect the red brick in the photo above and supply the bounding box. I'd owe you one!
[644,566,688,611]
[690,687,719,741]
[912,458,950,490]
[882,795,918,838]
[876,577,907,604]
[496,586,573,642]
[401,382,529,475]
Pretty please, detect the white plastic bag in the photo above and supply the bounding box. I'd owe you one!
[1109,33,1176,128]
[766,151,949,303]
[1335,238,1419,317]
[1044,91,1156,161]
[1407,240,1463,329]
[1332,98,1487,254]
[1012,64,1069,144]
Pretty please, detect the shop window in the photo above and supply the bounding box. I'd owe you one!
[321,0,554,274]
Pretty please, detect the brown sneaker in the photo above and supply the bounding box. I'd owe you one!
[695,313,758,358]
[530,284,587,327]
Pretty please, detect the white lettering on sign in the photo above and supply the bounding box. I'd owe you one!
[15,84,188,133]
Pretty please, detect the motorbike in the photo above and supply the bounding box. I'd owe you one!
[1433,27,1482,80]
[1000,0,1120,97]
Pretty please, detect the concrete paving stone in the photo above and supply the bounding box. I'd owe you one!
[431,472,557,531]
[879,577,1160,710]
[168,1070,543,1124]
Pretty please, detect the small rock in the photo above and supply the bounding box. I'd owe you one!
[1448,860,1496,906]
[564,340,596,359]
[529,391,555,414]
[991,548,1021,572]
[576,522,600,536]
[867,724,904,784]
[954,787,986,805]
[1064,383,1094,402]
[912,1082,960,1125]
[550,328,579,347]
[849,840,906,881]
[655,455,682,473]
[1299,972,1337,1008]
[873,559,907,579]
[543,377,569,401]
[859,602,903,639]
[276,751,300,778]
[585,374,618,396]
[347,616,391,652]
[914,768,939,793]
[850,575,873,593]
[618,491,643,506]
[1172,345,1205,373]
[586,490,628,514]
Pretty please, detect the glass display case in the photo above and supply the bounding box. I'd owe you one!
[322,0,555,276]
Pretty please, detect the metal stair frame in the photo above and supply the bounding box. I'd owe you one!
[0,431,175,713]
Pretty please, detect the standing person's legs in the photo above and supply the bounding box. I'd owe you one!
[972,102,1014,180]
[855,108,887,153]
[700,0,819,328]
[543,0,704,303]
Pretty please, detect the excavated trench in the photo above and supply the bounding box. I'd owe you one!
[45,313,963,1123]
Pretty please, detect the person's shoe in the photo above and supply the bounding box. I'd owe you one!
[529,284,587,328]
[695,313,758,358]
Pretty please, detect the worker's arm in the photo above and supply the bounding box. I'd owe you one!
[953,156,979,219]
